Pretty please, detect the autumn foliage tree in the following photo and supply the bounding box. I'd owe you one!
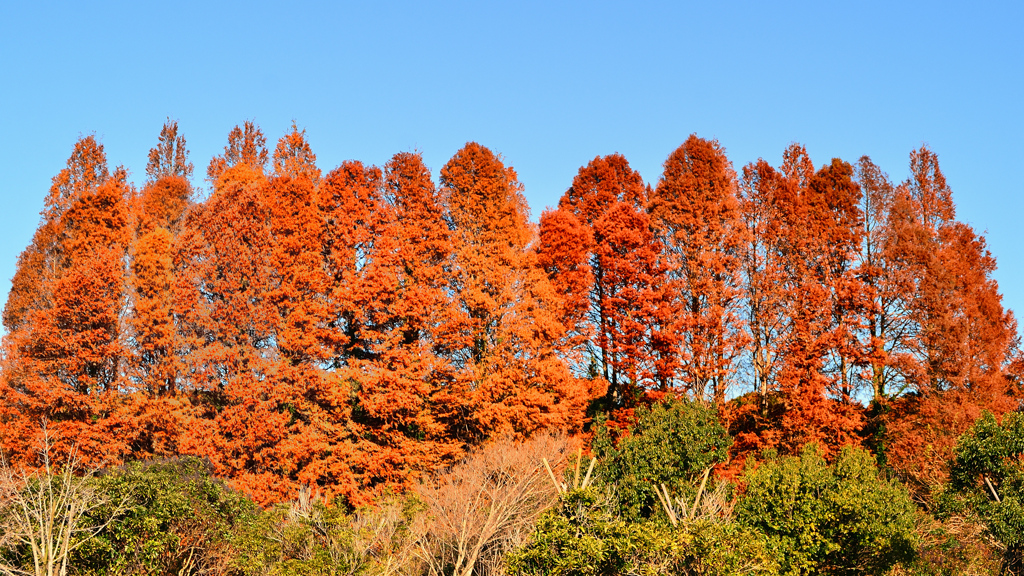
[537,154,652,408]
[1,136,132,466]
[313,156,389,503]
[732,146,872,461]
[649,135,747,406]
[535,209,591,359]
[877,147,1018,496]
[441,142,596,439]
[172,121,293,501]
[782,155,867,455]
[1,125,1017,514]
[119,121,197,460]
[590,202,662,404]
[352,151,461,484]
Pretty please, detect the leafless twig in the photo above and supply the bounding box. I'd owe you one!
[0,423,130,576]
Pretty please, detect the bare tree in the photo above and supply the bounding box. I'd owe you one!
[414,432,574,576]
[0,427,128,576]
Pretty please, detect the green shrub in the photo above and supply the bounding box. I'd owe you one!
[506,488,634,576]
[76,457,258,576]
[507,487,777,576]
[593,396,732,521]
[736,445,917,576]
[889,508,1001,576]
[943,410,1024,575]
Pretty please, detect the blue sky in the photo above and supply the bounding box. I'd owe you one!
[2,1,1022,333]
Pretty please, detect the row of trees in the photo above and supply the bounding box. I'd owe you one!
[1,120,1019,505]
[1,121,595,504]
[539,138,1017,467]
[537,136,1019,488]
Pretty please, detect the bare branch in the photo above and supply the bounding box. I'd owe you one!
[0,423,130,576]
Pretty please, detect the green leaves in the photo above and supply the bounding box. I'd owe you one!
[508,487,778,576]
[76,457,257,576]
[506,488,629,576]
[736,446,917,576]
[945,411,1024,572]
[594,396,731,521]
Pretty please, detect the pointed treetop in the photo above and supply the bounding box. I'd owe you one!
[272,122,320,183]
[560,153,646,226]
[146,119,193,182]
[907,145,955,227]
[47,135,109,214]
[780,143,815,191]
[856,156,895,221]
[440,142,530,248]
[651,134,737,231]
[207,121,268,183]
[384,151,434,207]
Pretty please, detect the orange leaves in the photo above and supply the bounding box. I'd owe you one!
[542,154,654,407]
[868,147,1019,492]
[357,151,460,475]
[137,175,191,233]
[170,134,595,503]
[46,135,109,215]
[1,125,1016,509]
[651,136,738,236]
[592,202,661,396]
[318,159,385,363]
[907,145,955,228]
[651,135,746,404]
[536,209,592,349]
[730,145,868,460]
[272,123,320,183]
[0,135,132,468]
[560,153,647,225]
[441,142,594,439]
[206,120,268,184]
[443,142,530,251]
[146,119,193,181]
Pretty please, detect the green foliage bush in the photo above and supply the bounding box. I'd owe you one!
[890,508,1002,576]
[592,396,732,521]
[506,487,777,576]
[507,396,773,575]
[67,457,424,576]
[735,445,917,576]
[505,488,635,576]
[76,457,258,575]
[944,410,1024,575]
[3,424,974,575]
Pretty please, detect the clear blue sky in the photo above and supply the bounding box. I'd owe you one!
[2,1,1022,334]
